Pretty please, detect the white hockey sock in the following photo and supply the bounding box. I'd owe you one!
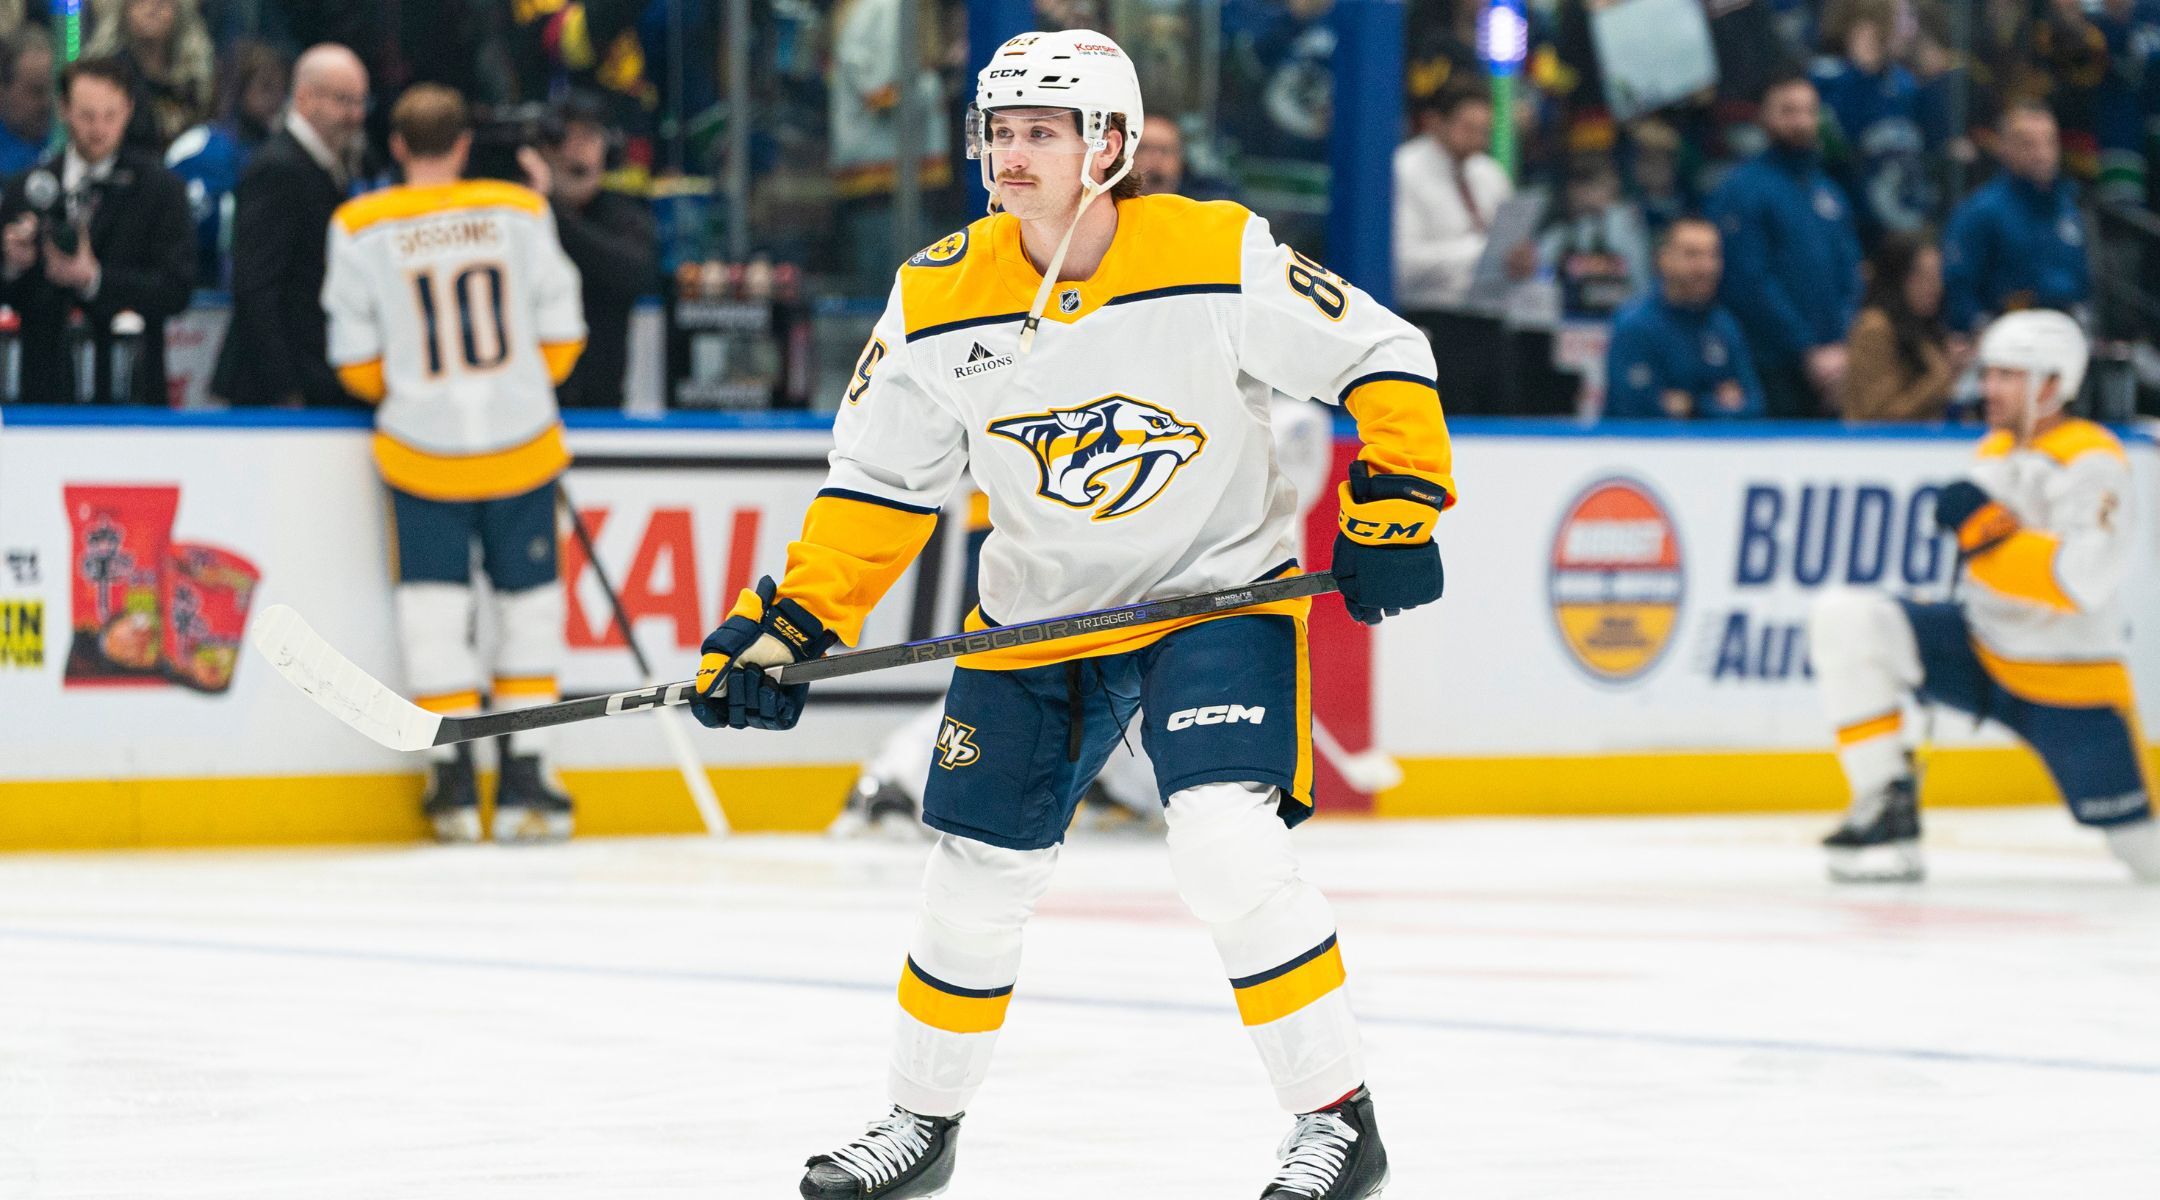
[1167,781,1365,1113]
[887,835,1058,1116]
[1810,589,1923,815]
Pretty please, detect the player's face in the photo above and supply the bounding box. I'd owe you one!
[1980,365,2054,429]
[987,109,1093,221]
[63,76,131,165]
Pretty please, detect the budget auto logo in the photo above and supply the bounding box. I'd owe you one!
[1547,477,1684,683]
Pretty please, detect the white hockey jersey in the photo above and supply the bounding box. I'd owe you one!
[322,179,586,501]
[1962,417,2136,707]
[767,194,1454,669]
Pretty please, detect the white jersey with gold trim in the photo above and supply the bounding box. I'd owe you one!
[789,194,1451,663]
[1962,418,2135,669]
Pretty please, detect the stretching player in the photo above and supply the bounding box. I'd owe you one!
[1811,309,2158,883]
[322,85,588,844]
[837,395,1337,839]
[690,31,1448,1199]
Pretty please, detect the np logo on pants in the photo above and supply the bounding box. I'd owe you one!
[936,717,982,768]
[1167,704,1265,731]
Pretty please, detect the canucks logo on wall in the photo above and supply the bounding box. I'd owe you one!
[1547,477,1684,682]
[988,395,1206,520]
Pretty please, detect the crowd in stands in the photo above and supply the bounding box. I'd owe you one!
[0,0,2144,419]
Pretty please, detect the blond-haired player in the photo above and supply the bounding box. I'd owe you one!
[689,30,1449,1200]
[1811,310,2157,883]
[322,85,587,843]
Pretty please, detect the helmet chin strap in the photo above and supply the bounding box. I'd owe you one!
[1017,157,1132,355]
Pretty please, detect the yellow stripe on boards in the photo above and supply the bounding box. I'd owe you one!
[0,765,854,851]
[1233,942,1347,1027]
[896,961,1013,1035]
[1371,746,2160,817]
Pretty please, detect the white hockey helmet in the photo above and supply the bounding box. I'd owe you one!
[1977,308,2088,411]
[968,30,1144,198]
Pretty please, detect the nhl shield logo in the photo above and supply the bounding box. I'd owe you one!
[987,395,1207,520]
[1547,478,1684,682]
[1059,288,1082,314]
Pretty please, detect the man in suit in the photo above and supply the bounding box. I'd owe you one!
[534,92,654,410]
[211,43,369,409]
[0,57,194,405]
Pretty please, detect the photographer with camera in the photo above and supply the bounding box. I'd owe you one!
[522,93,653,410]
[0,57,192,404]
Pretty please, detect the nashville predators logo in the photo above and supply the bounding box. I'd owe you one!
[987,395,1207,521]
[936,717,981,769]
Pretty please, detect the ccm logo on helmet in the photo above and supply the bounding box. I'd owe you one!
[1166,705,1265,731]
[987,68,1028,79]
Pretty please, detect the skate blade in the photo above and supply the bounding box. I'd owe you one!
[492,807,573,844]
[428,808,482,844]
[1827,841,1924,883]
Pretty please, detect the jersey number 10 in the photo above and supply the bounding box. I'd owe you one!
[412,264,510,377]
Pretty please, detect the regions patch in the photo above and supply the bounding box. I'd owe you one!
[1547,477,1684,683]
[987,395,1207,520]
[907,230,969,268]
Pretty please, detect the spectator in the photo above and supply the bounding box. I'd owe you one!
[166,39,290,286]
[1623,119,1694,240]
[86,0,216,156]
[1844,228,1959,421]
[1134,112,1236,201]
[534,93,656,410]
[1811,0,1929,241]
[0,56,193,404]
[1538,154,1651,319]
[209,43,367,410]
[1941,102,2092,335]
[1604,217,1763,419]
[1707,71,1863,417]
[1394,88,1515,310]
[830,0,951,290]
[0,26,52,178]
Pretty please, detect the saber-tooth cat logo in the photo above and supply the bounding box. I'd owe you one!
[988,395,1207,520]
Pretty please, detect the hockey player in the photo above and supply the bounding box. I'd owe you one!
[1811,309,2158,884]
[689,31,1448,1200]
[322,85,588,844]
[836,395,1337,839]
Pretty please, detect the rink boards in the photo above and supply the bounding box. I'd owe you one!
[1,409,2156,849]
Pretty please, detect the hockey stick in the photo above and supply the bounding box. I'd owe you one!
[558,484,730,837]
[1311,718,1405,793]
[254,572,1341,753]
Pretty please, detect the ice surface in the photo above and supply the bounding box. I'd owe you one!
[1,808,2154,1199]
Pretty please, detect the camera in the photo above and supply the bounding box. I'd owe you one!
[466,102,562,184]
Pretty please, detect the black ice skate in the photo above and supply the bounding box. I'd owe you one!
[1823,776,1923,883]
[1260,1086,1389,1200]
[829,774,932,841]
[421,744,480,844]
[800,1105,960,1199]
[492,745,574,844]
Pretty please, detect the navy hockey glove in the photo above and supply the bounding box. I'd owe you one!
[1934,480,2018,556]
[689,576,838,731]
[1331,461,1448,625]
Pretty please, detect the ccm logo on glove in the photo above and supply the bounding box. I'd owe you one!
[1167,704,1266,730]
